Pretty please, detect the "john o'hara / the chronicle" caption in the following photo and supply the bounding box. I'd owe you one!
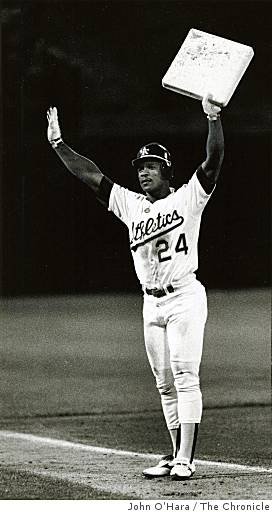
[127,501,271,512]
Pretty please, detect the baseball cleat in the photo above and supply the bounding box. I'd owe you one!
[170,458,196,480]
[142,455,174,478]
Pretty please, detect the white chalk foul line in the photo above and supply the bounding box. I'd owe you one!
[1,430,271,474]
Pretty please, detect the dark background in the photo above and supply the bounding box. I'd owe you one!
[1,0,271,295]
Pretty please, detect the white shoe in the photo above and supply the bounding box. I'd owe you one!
[142,455,174,478]
[170,458,196,480]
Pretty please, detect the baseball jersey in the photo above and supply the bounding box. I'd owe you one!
[108,171,214,289]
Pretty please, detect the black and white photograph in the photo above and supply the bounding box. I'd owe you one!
[0,0,271,506]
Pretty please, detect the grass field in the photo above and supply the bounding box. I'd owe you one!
[0,289,271,502]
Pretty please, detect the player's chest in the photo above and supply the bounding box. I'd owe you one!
[129,200,188,252]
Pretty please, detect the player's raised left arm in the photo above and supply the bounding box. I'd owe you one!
[197,94,224,194]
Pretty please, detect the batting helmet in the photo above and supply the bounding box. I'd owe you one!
[132,142,173,178]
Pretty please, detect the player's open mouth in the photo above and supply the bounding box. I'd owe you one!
[141,179,152,186]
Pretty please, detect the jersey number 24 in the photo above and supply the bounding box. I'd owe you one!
[156,233,188,263]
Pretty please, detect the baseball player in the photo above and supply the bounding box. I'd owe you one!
[46,94,224,480]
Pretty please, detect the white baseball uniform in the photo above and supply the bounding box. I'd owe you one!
[46,104,222,446]
[108,170,213,429]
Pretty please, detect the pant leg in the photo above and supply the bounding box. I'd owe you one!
[165,281,207,424]
[143,297,179,430]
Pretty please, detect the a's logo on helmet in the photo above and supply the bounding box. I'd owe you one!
[140,146,149,156]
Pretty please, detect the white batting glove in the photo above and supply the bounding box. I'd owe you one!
[47,106,63,148]
[202,93,221,121]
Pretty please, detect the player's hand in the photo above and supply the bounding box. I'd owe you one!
[202,93,221,119]
[47,106,61,143]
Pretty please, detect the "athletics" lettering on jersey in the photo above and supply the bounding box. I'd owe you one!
[130,209,184,251]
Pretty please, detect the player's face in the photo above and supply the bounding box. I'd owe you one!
[138,160,169,198]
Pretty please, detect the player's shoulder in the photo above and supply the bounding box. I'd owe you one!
[110,182,147,209]
[170,181,188,196]
[168,174,199,203]
[112,182,145,200]
[174,171,199,192]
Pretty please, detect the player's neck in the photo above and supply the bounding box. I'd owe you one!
[146,183,171,203]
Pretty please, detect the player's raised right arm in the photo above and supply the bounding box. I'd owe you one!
[47,107,104,195]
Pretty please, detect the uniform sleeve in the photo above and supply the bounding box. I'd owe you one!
[96,175,114,205]
[183,171,215,217]
[108,183,138,226]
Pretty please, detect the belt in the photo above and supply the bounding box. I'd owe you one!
[145,285,175,298]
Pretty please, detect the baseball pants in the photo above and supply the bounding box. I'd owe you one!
[143,278,207,429]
